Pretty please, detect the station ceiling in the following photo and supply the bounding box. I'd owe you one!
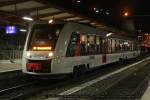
[0,0,148,37]
[47,0,150,34]
[0,0,102,26]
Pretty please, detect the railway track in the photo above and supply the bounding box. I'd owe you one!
[0,55,148,100]
[0,81,39,100]
[0,76,66,100]
[23,57,148,100]
[43,56,150,100]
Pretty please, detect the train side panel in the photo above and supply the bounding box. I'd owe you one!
[22,21,140,76]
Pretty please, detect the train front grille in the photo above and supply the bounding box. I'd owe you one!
[27,60,51,73]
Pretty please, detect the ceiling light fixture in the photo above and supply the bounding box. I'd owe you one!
[93,7,97,11]
[95,10,99,13]
[106,32,113,37]
[48,19,53,24]
[77,0,81,3]
[22,16,33,21]
[20,29,27,32]
[105,12,110,15]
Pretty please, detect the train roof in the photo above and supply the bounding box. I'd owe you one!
[66,22,137,41]
[32,20,137,42]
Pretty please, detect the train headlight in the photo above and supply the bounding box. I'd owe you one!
[27,52,31,57]
[48,52,53,57]
[32,46,52,51]
[33,46,37,50]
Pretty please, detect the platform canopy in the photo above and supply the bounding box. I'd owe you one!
[0,0,128,36]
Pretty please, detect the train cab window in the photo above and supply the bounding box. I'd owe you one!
[66,32,80,57]
[87,35,96,55]
[28,23,64,51]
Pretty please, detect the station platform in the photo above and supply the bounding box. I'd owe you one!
[141,82,150,100]
[0,59,21,73]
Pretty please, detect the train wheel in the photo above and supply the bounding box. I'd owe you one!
[80,65,86,76]
[73,66,80,78]
[73,65,86,78]
[119,58,124,64]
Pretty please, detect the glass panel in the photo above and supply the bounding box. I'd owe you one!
[80,34,87,56]
[96,36,101,54]
[87,35,95,55]
[66,32,80,57]
[28,24,64,51]
[112,39,115,53]
[115,39,120,52]
[107,39,112,53]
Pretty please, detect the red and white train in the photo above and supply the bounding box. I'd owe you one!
[22,20,140,76]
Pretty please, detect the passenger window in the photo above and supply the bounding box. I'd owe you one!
[134,42,139,50]
[119,40,123,52]
[112,39,116,53]
[107,39,112,53]
[115,39,120,52]
[102,38,107,54]
[87,35,96,55]
[123,41,129,51]
[128,41,132,51]
[80,34,88,56]
[66,32,80,57]
[121,40,125,51]
[96,36,102,54]
[131,42,134,51]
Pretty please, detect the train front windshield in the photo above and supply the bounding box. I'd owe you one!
[28,23,64,51]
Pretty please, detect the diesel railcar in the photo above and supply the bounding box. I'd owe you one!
[22,20,140,76]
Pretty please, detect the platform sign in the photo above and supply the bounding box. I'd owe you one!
[6,26,16,34]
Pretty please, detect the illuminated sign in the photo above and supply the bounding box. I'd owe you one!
[6,26,16,34]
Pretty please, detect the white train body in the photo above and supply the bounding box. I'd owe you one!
[22,21,140,75]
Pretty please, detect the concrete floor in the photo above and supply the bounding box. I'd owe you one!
[141,83,150,100]
[0,59,21,73]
